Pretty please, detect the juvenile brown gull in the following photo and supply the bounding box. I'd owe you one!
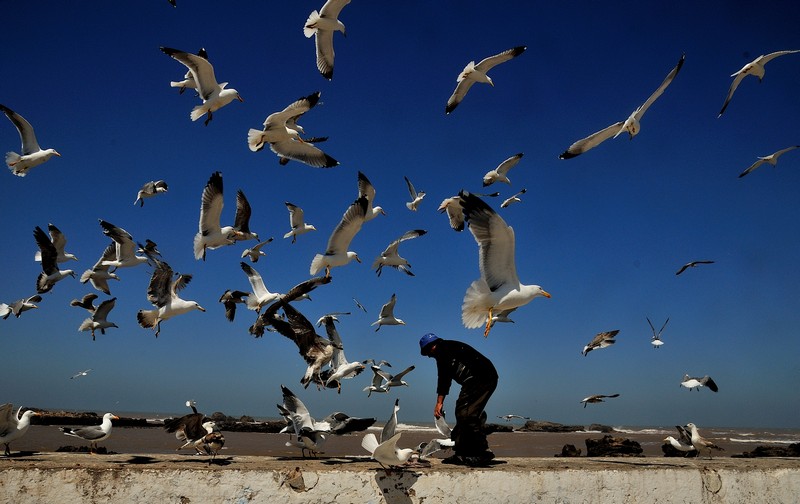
[581,330,619,356]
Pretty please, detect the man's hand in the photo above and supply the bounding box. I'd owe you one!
[434,395,445,418]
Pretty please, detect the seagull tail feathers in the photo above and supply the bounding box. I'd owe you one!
[361,433,379,454]
[303,10,321,38]
[190,104,209,122]
[192,233,205,260]
[247,129,266,152]
[137,309,158,329]
[310,254,326,276]
[78,318,93,332]
[36,273,52,294]
[5,151,21,168]
[461,279,491,329]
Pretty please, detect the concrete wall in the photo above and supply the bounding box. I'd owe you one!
[2,455,799,503]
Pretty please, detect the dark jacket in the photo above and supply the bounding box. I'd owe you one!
[434,339,498,396]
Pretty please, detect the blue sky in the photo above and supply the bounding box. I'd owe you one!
[1,1,799,429]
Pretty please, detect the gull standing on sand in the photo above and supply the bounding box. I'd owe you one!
[372,293,405,331]
[60,413,119,454]
[483,153,523,187]
[647,316,669,348]
[675,260,714,276]
[242,238,273,263]
[580,393,620,408]
[372,229,426,277]
[559,54,685,159]
[681,374,719,392]
[738,145,800,178]
[358,171,385,222]
[99,220,149,270]
[304,0,350,80]
[685,423,725,459]
[33,223,77,264]
[501,189,527,208]
[160,46,242,125]
[458,191,551,337]
[0,104,60,176]
[284,202,317,243]
[0,404,39,456]
[0,295,42,319]
[582,330,619,356]
[33,225,75,294]
[248,92,338,168]
[137,260,205,337]
[445,46,527,114]
[309,196,367,277]
[133,180,168,206]
[718,50,800,117]
[194,171,238,261]
[240,262,280,312]
[404,176,426,211]
[80,243,120,295]
[78,297,118,341]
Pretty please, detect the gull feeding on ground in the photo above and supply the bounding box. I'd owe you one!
[79,243,120,295]
[483,153,523,187]
[680,374,718,392]
[99,220,149,270]
[33,225,75,294]
[580,393,620,408]
[362,399,416,469]
[0,295,42,320]
[78,297,118,341]
[500,189,527,208]
[137,259,205,337]
[647,316,669,348]
[582,330,619,356]
[685,423,725,459]
[60,413,119,454]
[458,191,550,337]
[404,176,425,211]
[284,202,317,243]
[160,46,242,125]
[33,223,77,264]
[738,145,799,178]
[445,46,527,114]
[0,404,39,456]
[133,180,168,206]
[0,104,60,176]
[248,91,338,168]
[372,293,405,331]
[304,0,351,80]
[559,54,685,159]
[241,262,280,312]
[372,229,426,277]
[718,50,800,117]
[675,260,714,276]
[310,196,367,277]
[242,238,273,263]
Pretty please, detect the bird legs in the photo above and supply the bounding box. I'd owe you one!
[204,111,213,126]
[483,308,494,337]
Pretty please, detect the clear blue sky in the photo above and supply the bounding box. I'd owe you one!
[1,1,799,429]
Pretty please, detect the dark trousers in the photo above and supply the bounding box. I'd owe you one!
[451,374,497,456]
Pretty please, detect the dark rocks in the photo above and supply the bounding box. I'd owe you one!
[586,424,615,433]
[555,444,582,457]
[732,443,800,458]
[483,423,513,434]
[517,420,614,433]
[585,435,643,457]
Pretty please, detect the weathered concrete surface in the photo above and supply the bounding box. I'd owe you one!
[1,454,799,503]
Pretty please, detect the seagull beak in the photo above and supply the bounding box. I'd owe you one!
[197,305,206,312]
[54,151,62,157]
[112,415,120,420]
[541,290,551,298]
[237,95,244,102]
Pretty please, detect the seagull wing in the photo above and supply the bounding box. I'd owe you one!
[264,92,320,130]
[47,223,68,256]
[314,29,336,80]
[559,121,624,159]
[391,365,415,381]
[0,403,17,436]
[34,226,58,275]
[93,298,116,321]
[473,46,527,73]
[270,138,338,168]
[357,171,376,203]
[199,172,224,236]
[718,71,748,117]
[445,77,476,114]
[633,54,685,121]
[234,190,253,234]
[323,196,367,254]
[146,261,174,307]
[459,192,519,290]
[495,153,524,177]
[0,105,40,154]
[319,0,350,19]
[404,176,418,199]
[280,385,315,432]
[100,220,137,262]
[241,262,270,300]
[285,202,306,229]
[160,47,219,100]
[379,294,397,318]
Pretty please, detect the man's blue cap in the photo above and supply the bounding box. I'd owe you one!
[419,333,440,355]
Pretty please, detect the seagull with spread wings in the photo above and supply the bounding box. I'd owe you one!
[404,176,425,211]
[647,316,669,348]
[99,220,149,270]
[168,48,208,94]
[249,276,332,337]
[240,262,280,312]
[267,303,335,389]
[136,260,205,337]
[738,145,799,178]
[372,229,426,277]
[445,46,527,114]
[719,50,800,117]
[242,238,273,263]
[1,295,41,320]
[372,293,405,331]
[33,225,75,294]
[358,171,385,221]
[582,330,619,356]
[33,223,77,264]
[304,0,350,80]
[78,297,118,341]
[483,153,523,186]
[79,243,120,295]
[675,260,714,276]
[500,188,527,209]
[681,374,719,393]
[317,313,365,393]
[284,202,317,243]
[278,385,331,457]
[0,104,60,176]
[309,196,367,276]
[580,393,620,408]
[193,171,239,261]
[134,180,168,207]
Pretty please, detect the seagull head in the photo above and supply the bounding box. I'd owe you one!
[193,302,206,312]
[349,252,361,264]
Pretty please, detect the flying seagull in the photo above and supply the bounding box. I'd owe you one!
[318,313,365,393]
[70,293,98,313]
[267,303,335,389]
[372,293,405,331]
[78,297,118,340]
[247,91,338,168]
[99,220,149,270]
[278,385,331,457]
[352,297,368,313]
[79,243,120,295]
[363,365,415,396]
[70,369,93,380]
[284,202,317,243]
[137,259,205,337]
[60,412,119,454]
[33,225,75,294]
[498,414,530,422]
[0,104,60,176]
[160,46,243,125]
[372,229,427,277]
[0,295,42,319]
[675,260,714,276]
[33,223,77,264]
[304,0,351,80]
[133,180,168,206]
[404,176,426,211]
[358,171,386,222]
[194,171,238,260]
[560,54,685,159]
[582,330,619,356]
[168,48,208,94]
[500,188,527,208]
[0,404,40,456]
[249,276,332,337]
[738,145,800,178]
[438,196,466,232]
[445,46,527,114]
[685,422,725,459]
[718,50,800,117]
[241,262,280,312]
[680,374,718,392]
[309,196,367,277]
[218,289,248,322]
[647,316,669,348]
[483,153,523,186]
[580,393,620,408]
[241,238,273,263]
[231,189,259,242]
[459,191,550,337]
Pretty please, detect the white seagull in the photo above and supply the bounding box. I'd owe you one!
[738,145,800,178]
[99,220,149,270]
[284,202,317,243]
[137,260,205,337]
[194,171,238,261]
[404,176,425,211]
[358,171,385,221]
[498,414,530,422]
[70,369,93,380]
[459,191,551,337]
[241,238,273,263]
[0,404,40,456]
[78,297,118,341]
[580,393,620,408]
[372,229,427,277]
[372,293,405,331]
[363,365,415,396]
[160,46,243,125]
[445,46,527,114]
[663,425,696,455]
[361,431,415,469]
[309,196,367,277]
[133,180,168,206]
[685,423,725,459]
[80,242,120,295]
[0,104,60,176]
[647,316,669,348]
[33,223,77,264]
[60,413,119,454]
[560,54,685,159]
[0,295,42,319]
[719,50,800,117]
[304,0,351,80]
[500,188,527,208]
[248,92,338,168]
[240,262,280,312]
[582,330,619,356]
[418,412,455,459]
[483,153,523,186]
[680,374,719,393]
[278,385,331,457]
[438,196,466,232]
[33,225,75,294]
[318,313,365,393]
